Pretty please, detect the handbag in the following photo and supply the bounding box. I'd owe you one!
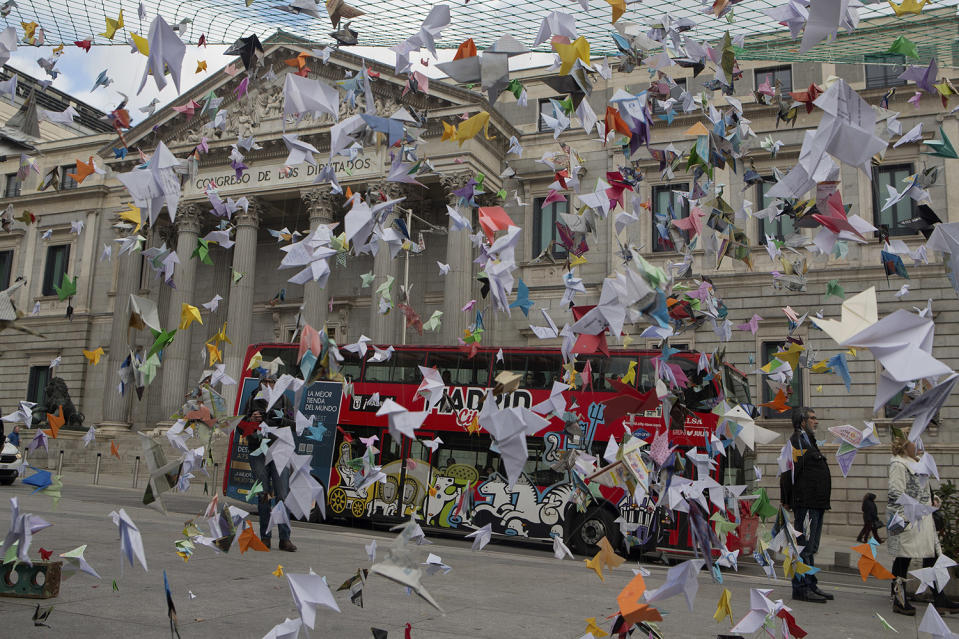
[933,508,946,532]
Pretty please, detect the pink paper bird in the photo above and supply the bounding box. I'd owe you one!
[736,313,763,335]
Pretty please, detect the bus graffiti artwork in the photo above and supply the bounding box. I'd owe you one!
[224,342,753,557]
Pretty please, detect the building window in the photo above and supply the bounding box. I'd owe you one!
[27,365,49,411]
[864,54,906,90]
[532,197,568,259]
[538,97,563,133]
[651,184,689,252]
[873,164,917,236]
[60,165,78,190]
[754,65,792,94]
[3,173,20,198]
[41,244,70,296]
[652,78,686,115]
[761,341,804,419]
[756,179,795,244]
[0,250,11,290]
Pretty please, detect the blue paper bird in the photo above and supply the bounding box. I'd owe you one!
[22,467,52,493]
[828,352,852,391]
[305,423,327,443]
[393,216,411,242]
[113,147,128,160]
[508,279,534,317]
[881,250,909,280]
[92,69,113,92]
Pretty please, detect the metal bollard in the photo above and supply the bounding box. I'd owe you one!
[93,453,101,485]
[212,462,219,495]
[55,450,63,477]
[131,455,140,488]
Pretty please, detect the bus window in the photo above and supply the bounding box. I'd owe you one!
[635,356,657,392]
[674,356,719,411]
[575,355,636,391]
[523,438,567,486]
[424,351,492,387]
[381,433,402,466]
[361,350,425,383]
[525,352,564,389]
[429,431,494,480]
[337,350,362,382]
[249,347,299,378]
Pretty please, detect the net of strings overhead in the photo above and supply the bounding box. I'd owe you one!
[4,0,959,66]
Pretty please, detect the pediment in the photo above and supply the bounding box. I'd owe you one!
[107,40,489,158]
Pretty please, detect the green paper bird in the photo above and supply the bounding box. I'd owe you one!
[750,487,778,521]
[360,271,375,287]
[112,579,119,592]
[232,269,244,284]
[192,238,213,265]
[825,279,845,300]
[507,78,525,100]
[245,480,263,503]
[148,328,177,359]
[888,35,919,60]
[924,126,958,159]
[53,273,77,301]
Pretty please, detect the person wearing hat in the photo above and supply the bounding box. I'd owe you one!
[243,374,297,552]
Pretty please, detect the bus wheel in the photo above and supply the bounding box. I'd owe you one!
[328,487,347,514]
[351,498,367,518]
[571,507,619,555]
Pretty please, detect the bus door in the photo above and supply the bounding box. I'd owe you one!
[371,431,434,520]
[326,424,386,520]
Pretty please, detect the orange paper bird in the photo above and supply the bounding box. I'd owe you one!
[605,0,626,23]
[110,440,120,459]
[604,106,632,139]
[759,388,791,413]
[68,157,96,184]
[596,536,626,571]
[453,38,477,60]
[284,51,312,71]
[44,406,65,438]
[789,83,823,114]
[196,60,207,73]
[853,542,896,581]
[617,573,664,625]
[238,523,269,553]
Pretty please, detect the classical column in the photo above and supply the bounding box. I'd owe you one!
[441,172,475,345]
[300,187,338,329]
[369,182,404,344]
[101,218,142,426]
[160,204,202,418]
[222,201,260,413]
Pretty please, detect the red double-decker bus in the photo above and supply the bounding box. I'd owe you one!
[223,343,753,557]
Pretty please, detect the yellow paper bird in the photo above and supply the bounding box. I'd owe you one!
[118,203,142,232]
[605,0,626,23]
[888,0,928,15]
[553,36,591,76]
[52,44,64,55]
[622,334,634,348]
[247,350,263,370]
[621,360,637,386]
[129,31,149,55]
[713,588,733,624]
[465,414,481,435]
[196,60,207,73]
[585,552,604,581]
[583,617,609,638]
[100,10,124,40]
[20,22,39,44]
[441,120,458,143]
[563,361,578,388]
[811,359,830,374]
[179,303,203,330]
[773,342,804,370]
[569,253,587,266]
[272,564,284,578]
[83,347,105,365]
[206,342,222,366]
[455,111,491,146]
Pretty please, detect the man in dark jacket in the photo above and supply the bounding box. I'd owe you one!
[780,406,832,603]
[243,375,297,552]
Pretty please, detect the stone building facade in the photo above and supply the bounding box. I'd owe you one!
[1,28,957,536]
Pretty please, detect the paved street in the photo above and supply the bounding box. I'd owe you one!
[0,478,956,638]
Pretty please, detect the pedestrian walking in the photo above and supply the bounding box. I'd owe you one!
[857,493,884,543]
[780,406,834,603]
[887,427,959,616]
[243,374,297,552]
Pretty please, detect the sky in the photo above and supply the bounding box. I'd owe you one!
[5,40,554,126]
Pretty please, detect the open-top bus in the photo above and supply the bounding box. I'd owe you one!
[223,343,753,556]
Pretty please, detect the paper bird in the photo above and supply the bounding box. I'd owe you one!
[178,304,203,330]
[924,126,957,158]
[644,559,704,611]
[889,0,928,16]
[100,9,123,40]
[465,523,492,551]
[83,347,104,365]
[853,539,895,581]
[109,508,147,571]
[713,587,733,624]
[910,554,956,593]
[60,545,100,580]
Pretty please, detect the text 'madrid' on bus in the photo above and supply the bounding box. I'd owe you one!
[223,341,753,557]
